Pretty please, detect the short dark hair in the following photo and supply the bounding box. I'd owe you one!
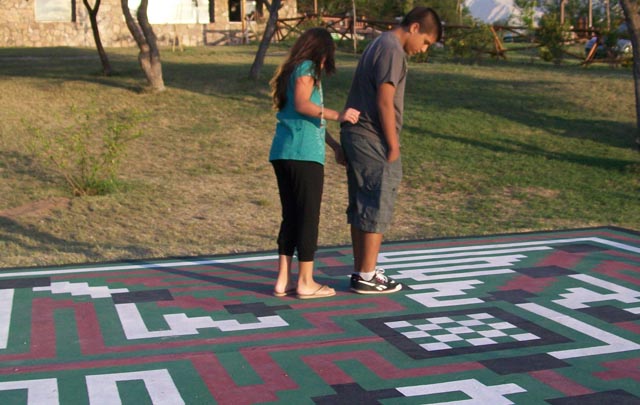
[401,7,443,43]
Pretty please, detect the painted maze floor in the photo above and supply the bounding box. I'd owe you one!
[2,227,640,404]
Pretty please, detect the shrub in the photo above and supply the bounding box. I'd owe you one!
[28,108,144,196]
[445,23,494,64]
[537,13,570,65]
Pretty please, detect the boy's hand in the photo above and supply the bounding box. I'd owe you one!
[387,145,400,163]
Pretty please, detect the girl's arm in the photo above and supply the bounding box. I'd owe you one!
[294,76,359,123]
[325,129,346,166]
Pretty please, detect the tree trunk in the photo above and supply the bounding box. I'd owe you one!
[82,0,112,76]
[619,0,640,149]
[249,0,282,81]
[120,0,165,91]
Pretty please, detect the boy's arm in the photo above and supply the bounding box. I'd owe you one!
[377,82,400,162]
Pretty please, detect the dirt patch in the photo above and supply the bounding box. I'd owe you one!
[520,186,561,199]
[0,197,71,219]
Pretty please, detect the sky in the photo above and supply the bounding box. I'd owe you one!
[464,0,543,24]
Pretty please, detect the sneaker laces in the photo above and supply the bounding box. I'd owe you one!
[373,267,389,282]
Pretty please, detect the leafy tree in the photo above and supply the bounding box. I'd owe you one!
[297,0,400,19]
[120,0,165,91]
[543,0,624,30]
[514,0,537,27]
[424,0,467,24]
[296,0,459,23]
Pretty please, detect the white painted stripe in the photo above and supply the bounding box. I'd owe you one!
[407,280,485,308]
[0,378,59,405]
[378,237,640,261]
[1,236,636,279]
[403,269,514,282]
[86,369,184,405]
[383,255,527,271]
[554,274,640,309]
[393,260,522,280]
[570,274,640,296]
[519,302,640,359]
[116,303,288,340]
[591,237,640,254]
[0,289,14,349]
[0,254,279,278]
[33,281,129,298]
[378,246,552,263]
[397,378,525,404]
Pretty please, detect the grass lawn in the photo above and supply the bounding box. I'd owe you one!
[0,44,638,268]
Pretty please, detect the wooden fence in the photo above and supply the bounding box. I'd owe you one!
[273,13,631,66]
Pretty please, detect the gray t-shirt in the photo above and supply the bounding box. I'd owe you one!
[342,31,408,142]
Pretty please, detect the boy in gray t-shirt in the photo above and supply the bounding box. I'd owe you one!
[343,31,407,143]
[340,7,442,295]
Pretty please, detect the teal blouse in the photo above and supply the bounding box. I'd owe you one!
[269,60,326,165]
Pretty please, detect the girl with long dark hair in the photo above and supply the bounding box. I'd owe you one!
[269,27,360,299]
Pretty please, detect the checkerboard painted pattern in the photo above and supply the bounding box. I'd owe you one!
[388,312,540,350]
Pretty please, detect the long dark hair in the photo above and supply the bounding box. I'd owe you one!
[270,27,336,111]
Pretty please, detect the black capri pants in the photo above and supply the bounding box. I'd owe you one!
[272,159,324,262]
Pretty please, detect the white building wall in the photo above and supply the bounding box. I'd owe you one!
[0,0,297,47]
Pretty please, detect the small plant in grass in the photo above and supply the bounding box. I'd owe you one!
[28,108,144,196]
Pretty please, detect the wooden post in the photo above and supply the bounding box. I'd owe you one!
[241,0,246,44]
[352,0,357,54]
[584,37,599,64]
[490,26,506,59]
